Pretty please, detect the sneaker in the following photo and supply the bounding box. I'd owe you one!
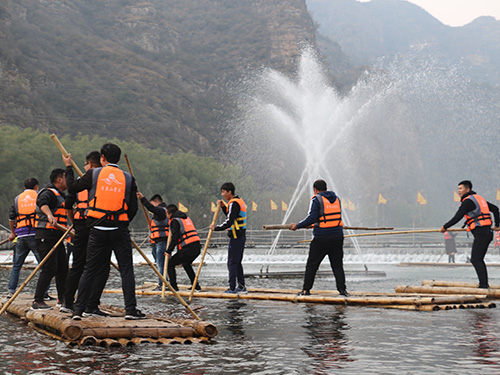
[44,294,56,301]
[7,293,13,299]
[192,284,202,291]
[72,311,83,320]
[339,290,350,297]
[83,308,110,317]
[224,289,238,294]
[59,305,73,314]
[31,301,52,310]
[236,286,248,293]
[56,300,62,308]
[297,290,311,296]
[125,309,146,320]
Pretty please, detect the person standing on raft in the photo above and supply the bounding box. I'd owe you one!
[441,180,500,288]
[210,182,247,294]
[289,179,349,297]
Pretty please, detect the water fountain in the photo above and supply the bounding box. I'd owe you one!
[230,47,500,263]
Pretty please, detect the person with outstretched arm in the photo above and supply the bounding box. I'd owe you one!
[441,180,500,288]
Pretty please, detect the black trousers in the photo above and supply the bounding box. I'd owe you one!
[74,227,136,314]
[303,235,346,292]
[34,231,68,303]
[168,242,201,289]
[471,227,493,287]
[63,220,102,309]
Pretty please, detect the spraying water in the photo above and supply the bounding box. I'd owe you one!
[231,47,500,262]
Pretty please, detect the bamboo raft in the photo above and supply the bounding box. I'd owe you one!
[0,294,217,347]
[244,269,386,278]
[104,283,495,312]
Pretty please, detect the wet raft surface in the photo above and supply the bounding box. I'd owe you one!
[0,294,217,347]
[104,283,497,312]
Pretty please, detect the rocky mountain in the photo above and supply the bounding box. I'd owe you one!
[0,0,323,153]
[307,0,500,86]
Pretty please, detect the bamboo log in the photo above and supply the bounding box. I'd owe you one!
[80,336,98,346]
[395,285,498,297]
[26,309,83,340]
[131,238,201,320]
[189,202,221,302]
[131,337,154,344]
[124,154,151,227]
[0,224,74,317]
[80,326,196,339]
[117,338,135,347]
[421,280,500,289]
[0,238,10,247]
[263,224,394,231]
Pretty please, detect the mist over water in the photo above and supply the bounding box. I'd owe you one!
[230,48,500,229]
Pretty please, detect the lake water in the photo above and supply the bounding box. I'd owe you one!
[2,247,500,374]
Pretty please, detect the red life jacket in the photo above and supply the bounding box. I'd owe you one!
[150,207,169,241]
[314,195,343,229]
[464,194,492,231]
[170,216,200,250]
[14,189,38,229]
[73,190,88,221]
[86,166,132,222]
[36,188,67,229]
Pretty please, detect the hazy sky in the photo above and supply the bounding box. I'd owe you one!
[359,0,500,26]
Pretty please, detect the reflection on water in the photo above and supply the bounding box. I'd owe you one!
[301,305,353,372]
[469,311,500,367]
[2,265,500,374]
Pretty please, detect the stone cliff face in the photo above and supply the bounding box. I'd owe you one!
[0,0,321,153]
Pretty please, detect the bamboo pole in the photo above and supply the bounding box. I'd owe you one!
[54,223,76,238]
[263,224,394,231]
[395,285,500,297]
[123,154,151,227]
[0,238,10,247]
[161,231,172,299]
[0,224,74,316]
[189,202,221,302]
[51,134,85,176]
[130,238,200,320]
[298,228,467,243]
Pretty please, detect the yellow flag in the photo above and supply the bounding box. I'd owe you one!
[178,202,188,212]
[342,198,348,208]
[270,200,277,210]
[378,193,387,205]
[348,199,355,211]
[252,201,258,211]
[453,191,461,202]
[417,191,427,205]
[497,189,500,201]
[211,201,217,212]
[281,200,288,211]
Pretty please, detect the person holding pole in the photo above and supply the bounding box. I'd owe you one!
[441,180,500,288]
[7,178,41,298]
[165,204,201,291]
[289,179,349,297]
[60,151,104,315]
[63,143,145,320]
[137,192,169,290]
[210,182,247,294]
[32,169,69,309]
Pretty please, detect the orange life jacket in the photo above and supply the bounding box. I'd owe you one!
[150,207,169,241]
[226,197,247,239]
[314,194,343,229]
[86,166,132,222]
[14,189,38,229]
[464,194,492,231]
[170,217,200,250]
[73,190,88,221]
[36,188,67,229]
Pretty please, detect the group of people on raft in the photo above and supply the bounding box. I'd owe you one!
[6,141,500,319]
